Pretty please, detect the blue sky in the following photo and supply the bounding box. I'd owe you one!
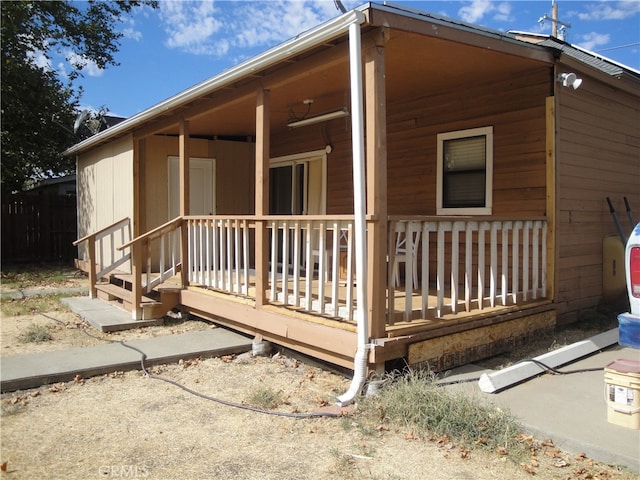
[71,0,640,118]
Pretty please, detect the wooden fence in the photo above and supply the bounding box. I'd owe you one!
[1,194,77,263]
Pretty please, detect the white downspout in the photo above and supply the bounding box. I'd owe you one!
[336,18,370,407]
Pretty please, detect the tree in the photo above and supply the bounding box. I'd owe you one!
[1,0,156,193]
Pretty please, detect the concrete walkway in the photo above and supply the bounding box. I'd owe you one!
[1,328,252,393]
[442,344,640,472]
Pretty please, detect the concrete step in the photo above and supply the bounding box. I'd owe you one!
[62,297,164,332]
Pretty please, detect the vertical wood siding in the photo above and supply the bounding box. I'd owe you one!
[77,135,134,262]
[555,70,640,323]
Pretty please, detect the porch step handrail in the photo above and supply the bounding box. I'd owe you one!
[118,217,185,319]
[117,216,183,251]
[73,217,132,298]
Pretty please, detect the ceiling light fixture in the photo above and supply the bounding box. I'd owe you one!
[287,107,349,128]
[557,72,583,90]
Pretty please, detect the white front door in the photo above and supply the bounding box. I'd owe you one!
[168,157,216,219]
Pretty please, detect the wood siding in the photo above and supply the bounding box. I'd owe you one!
[76,135,134,263]
[271,67,550,219]
[555,68,640,323]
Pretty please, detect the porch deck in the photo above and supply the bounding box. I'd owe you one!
[76,214,553,370]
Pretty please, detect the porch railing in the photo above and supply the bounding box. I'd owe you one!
[185,216,254,295]
[73,217,132,298]
[267,216,356,320]
[78,215,548,324]
[387,217,548,323]
[184,215,357,321]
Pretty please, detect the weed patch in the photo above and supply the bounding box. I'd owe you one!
[18,324,53,343]
[1,294,67,317]
[359,369,528,462]
[246,387,283,410]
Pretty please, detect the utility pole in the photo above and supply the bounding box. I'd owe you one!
[539,0,571,40]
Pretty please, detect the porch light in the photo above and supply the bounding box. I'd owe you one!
[557,72,582,90]
[287,107,349,128]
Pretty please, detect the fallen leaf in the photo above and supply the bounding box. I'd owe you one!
[48,383,66,393]
[575,452,587,461]
[496,446,508,456]
[474,437,489,445]
[1,461,7,472]
[516,433,534,444]
[544,448,562,458]
[542,438,555,447]
[553,458,569,468]
[520,462,536,474]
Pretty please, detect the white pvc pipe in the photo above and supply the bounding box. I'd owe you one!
[336,19,369,407]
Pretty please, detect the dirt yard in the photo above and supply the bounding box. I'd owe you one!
[0,267,634,480]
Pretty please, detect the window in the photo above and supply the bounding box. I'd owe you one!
[436,126,493,215]
[269,150,327,215]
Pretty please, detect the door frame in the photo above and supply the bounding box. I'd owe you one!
[168,156,216,219]
[269,149,328,215]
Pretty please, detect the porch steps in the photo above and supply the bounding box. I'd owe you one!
[95,281,180,321]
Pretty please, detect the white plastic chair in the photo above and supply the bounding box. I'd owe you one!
[393,227,420,288]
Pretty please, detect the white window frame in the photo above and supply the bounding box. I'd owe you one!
[270,149,328,215]
[436,126,493,215]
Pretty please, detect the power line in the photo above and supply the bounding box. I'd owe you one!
[595,42,640,53]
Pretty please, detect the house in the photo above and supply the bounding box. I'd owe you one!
[66,3,639,400]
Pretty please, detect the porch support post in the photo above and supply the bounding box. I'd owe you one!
[545,96,556,301]
[131,137,144,319]
[179,118,190,287]
[365,30,389,341]
[179,118,190,216]
[255,87,270,308]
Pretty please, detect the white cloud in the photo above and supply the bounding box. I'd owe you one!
[458,0,494,23]
[493,2,513,22]
[577,31,611,51]
[160,0,224,55]
[157,0,360,57]
[576,0,640,21]
[26,49,52,71]
[66,51,105,77]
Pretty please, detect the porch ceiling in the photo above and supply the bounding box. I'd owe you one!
[153,28,549,139]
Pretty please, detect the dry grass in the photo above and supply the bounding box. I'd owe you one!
[0,356,554,480]
[0,268,635,480]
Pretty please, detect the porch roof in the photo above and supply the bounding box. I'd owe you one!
[64,1,636,157]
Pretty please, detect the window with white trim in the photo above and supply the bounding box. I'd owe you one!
[436,126,493,215]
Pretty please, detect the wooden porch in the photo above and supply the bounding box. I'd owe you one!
[75,214,554,370]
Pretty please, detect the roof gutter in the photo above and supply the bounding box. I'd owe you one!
[64,9,367,157]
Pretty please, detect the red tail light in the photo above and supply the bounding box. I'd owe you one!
[631,246,640,298]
